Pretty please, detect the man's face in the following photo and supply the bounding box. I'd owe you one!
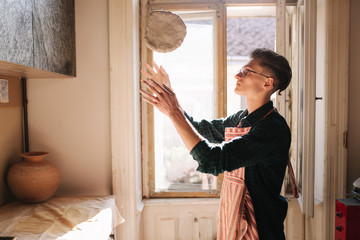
[234,58,272,97]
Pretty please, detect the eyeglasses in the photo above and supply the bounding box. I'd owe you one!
[238,67,275,87]
[238,67,271,78]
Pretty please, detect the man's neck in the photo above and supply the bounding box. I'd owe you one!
[245,96,271,114]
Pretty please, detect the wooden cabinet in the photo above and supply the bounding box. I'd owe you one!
[0,1,33,67]
[143,199,218,240]
[0,0,75,77]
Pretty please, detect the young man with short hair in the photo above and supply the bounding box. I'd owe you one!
[140,48,297,240]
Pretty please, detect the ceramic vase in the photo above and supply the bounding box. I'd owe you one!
[7,152,61,203]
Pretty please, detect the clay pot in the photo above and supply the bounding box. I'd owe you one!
[7,152,61,203]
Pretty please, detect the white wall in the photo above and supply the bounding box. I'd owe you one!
[0,108,23,205]
[27,0,112,196]
[348,0,360,193]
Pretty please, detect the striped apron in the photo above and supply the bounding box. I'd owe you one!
[217,125,258,240]
[217,109,299,240]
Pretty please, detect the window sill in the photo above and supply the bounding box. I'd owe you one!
[143,198,220,207]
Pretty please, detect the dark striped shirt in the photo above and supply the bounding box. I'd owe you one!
[186,101,290,240]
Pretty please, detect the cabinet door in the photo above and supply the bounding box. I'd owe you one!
[0,0,33,66]
[143,200,218,240]
[33,0,76,76]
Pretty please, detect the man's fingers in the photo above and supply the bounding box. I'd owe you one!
[160,66,168,77]
[142,96,157,105]
[145,63,157,76]
[152,61,161,73]
[140,90,159,104]
[142,80,168,103]
[142,78,165,94]
[141,69,153,79]
[163,84,174,95]
[141,80,158,95]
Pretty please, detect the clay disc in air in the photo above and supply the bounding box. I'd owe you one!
[144,11,187,53]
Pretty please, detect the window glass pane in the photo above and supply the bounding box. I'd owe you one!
[153,11,217,193]
[226,6,277,115]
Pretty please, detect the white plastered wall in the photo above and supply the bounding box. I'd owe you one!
[27,0,112,196]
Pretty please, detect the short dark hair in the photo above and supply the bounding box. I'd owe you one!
[250,48,292,95]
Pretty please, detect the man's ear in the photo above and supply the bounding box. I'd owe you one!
[264,77,275,88]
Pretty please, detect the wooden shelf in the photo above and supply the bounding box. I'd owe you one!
[0,60,74,79]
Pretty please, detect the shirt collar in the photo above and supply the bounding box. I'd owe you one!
[240,101,274,126]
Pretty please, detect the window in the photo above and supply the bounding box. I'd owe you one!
[141,1,290,198]
[152,10,219,196]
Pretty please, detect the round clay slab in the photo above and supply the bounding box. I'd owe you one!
[144,11,187,53]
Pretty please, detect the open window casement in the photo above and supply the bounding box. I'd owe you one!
[277,0,318,218]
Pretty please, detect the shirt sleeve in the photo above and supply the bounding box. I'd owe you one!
[190,117,291,176]
[184,111,243,143]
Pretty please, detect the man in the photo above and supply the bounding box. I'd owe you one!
[140,48,296,240]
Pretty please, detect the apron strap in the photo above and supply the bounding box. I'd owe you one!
[273,108,299,198]
[288,160,300,198]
